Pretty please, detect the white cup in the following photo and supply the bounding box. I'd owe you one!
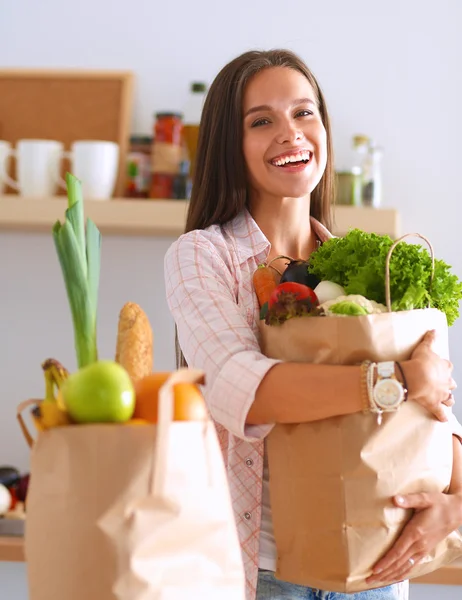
[0,139,63,197]
[0,141,12,194]
[58,140,120,200]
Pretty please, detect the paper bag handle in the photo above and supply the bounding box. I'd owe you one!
[16,399,41,449]
[151,368,206,499]
[385,233,435,312]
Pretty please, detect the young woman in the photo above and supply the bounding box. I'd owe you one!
[164,49,462,600]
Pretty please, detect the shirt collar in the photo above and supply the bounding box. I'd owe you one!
[223,207,333,266]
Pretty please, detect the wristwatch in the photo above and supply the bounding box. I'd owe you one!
[373,361,405,411]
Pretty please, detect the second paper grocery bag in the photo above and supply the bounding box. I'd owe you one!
[23,369,246,600]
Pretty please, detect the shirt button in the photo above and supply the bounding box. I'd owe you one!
[244,512,252,520]
[245,458,254,467]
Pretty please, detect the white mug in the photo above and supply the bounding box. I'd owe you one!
[0,139,63,197]
[58,140,120,200]
[0,140,12,194]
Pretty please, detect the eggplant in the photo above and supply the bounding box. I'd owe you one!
[0,466,20,488]
[280,260,321,289]
[16,474,30,503]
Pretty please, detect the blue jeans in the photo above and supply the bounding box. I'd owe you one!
[256,570,409,600]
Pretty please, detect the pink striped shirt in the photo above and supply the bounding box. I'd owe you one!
[164,208,462,600]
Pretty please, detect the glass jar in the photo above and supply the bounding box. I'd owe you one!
[183,82,207,179]
[335,168,362,206]
[150,112,184,199]
[125,135,152,199]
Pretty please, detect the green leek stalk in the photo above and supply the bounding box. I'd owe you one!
[52,173,102,369]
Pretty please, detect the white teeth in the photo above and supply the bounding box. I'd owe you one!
[272,151,311,166]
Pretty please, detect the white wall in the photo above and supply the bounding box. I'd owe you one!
[1,1,461,598]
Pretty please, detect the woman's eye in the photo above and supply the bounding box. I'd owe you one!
[295,110,314,118]
[251,118,270,127]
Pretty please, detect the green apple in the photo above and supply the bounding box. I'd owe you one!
[61,360,135,424]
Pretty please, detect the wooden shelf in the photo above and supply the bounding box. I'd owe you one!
[0,196,189,237]
[412,557,462,586]
[0,196,401,238]
[333,205,400,238]
[0,536,25,562]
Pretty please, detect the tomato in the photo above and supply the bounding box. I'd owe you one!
[268,282,318,307]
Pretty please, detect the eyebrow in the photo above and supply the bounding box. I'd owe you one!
[244,97,315,118]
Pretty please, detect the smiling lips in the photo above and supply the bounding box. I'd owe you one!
[270,150,312,168]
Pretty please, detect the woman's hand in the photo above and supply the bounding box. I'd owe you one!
[368,435,462,585]
[403,330,457,422]
[366,490,462,585]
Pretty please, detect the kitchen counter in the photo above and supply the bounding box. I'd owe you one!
[0,537,25,562]
[0,196,401,238]
[0,536,460,584]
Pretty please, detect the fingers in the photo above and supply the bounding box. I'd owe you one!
[367,492,439,584]
[442,378,456,407]
[443,397,455,408]
[413,330,436,356]
[432,405,449,422]
[422,329,436,345]
[368,552,425,585]
[394,493,433,510]
[367,519,415,580]
[411,332,456,418]
[443,393,455,408]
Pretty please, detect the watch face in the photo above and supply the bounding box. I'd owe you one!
[373,379,404,410]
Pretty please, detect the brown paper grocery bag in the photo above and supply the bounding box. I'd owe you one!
[260,233,462,593]
[20,369,246,600]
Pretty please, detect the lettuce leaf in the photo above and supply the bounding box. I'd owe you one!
[308,229,462,326]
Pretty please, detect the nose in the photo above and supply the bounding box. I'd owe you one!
[275,118,303,145]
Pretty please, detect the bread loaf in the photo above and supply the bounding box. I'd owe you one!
[115,302,153,382]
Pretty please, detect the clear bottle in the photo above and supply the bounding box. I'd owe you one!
[351,135,384,208]
[183,82,207,179]
[360,142,383,208]
[350,134,370,206]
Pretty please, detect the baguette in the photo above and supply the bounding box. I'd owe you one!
[115,302,153,382]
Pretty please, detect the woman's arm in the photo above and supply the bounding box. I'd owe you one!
[247,361,363,423]
[248,332,453,425]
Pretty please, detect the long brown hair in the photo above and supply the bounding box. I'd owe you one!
[176,49,335,367]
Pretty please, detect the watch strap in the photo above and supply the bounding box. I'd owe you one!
[377,361,395,378]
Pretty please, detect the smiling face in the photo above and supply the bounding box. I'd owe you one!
[242,66,328,202]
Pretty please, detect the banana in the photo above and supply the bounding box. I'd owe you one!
[42,358,70,392]
[42,358,69,411]
[30,359,73,432]
[30,406,45,433]
[35,400,72,430]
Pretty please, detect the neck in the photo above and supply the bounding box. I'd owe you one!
[249,194,316,261]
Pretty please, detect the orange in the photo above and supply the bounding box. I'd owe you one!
[173,383,208,421]
[134,372,208,423]
[134,372,170,422]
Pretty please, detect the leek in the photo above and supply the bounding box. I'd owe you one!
[52,173,101,369]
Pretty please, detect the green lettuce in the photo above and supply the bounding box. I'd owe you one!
[308,229,462,326]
